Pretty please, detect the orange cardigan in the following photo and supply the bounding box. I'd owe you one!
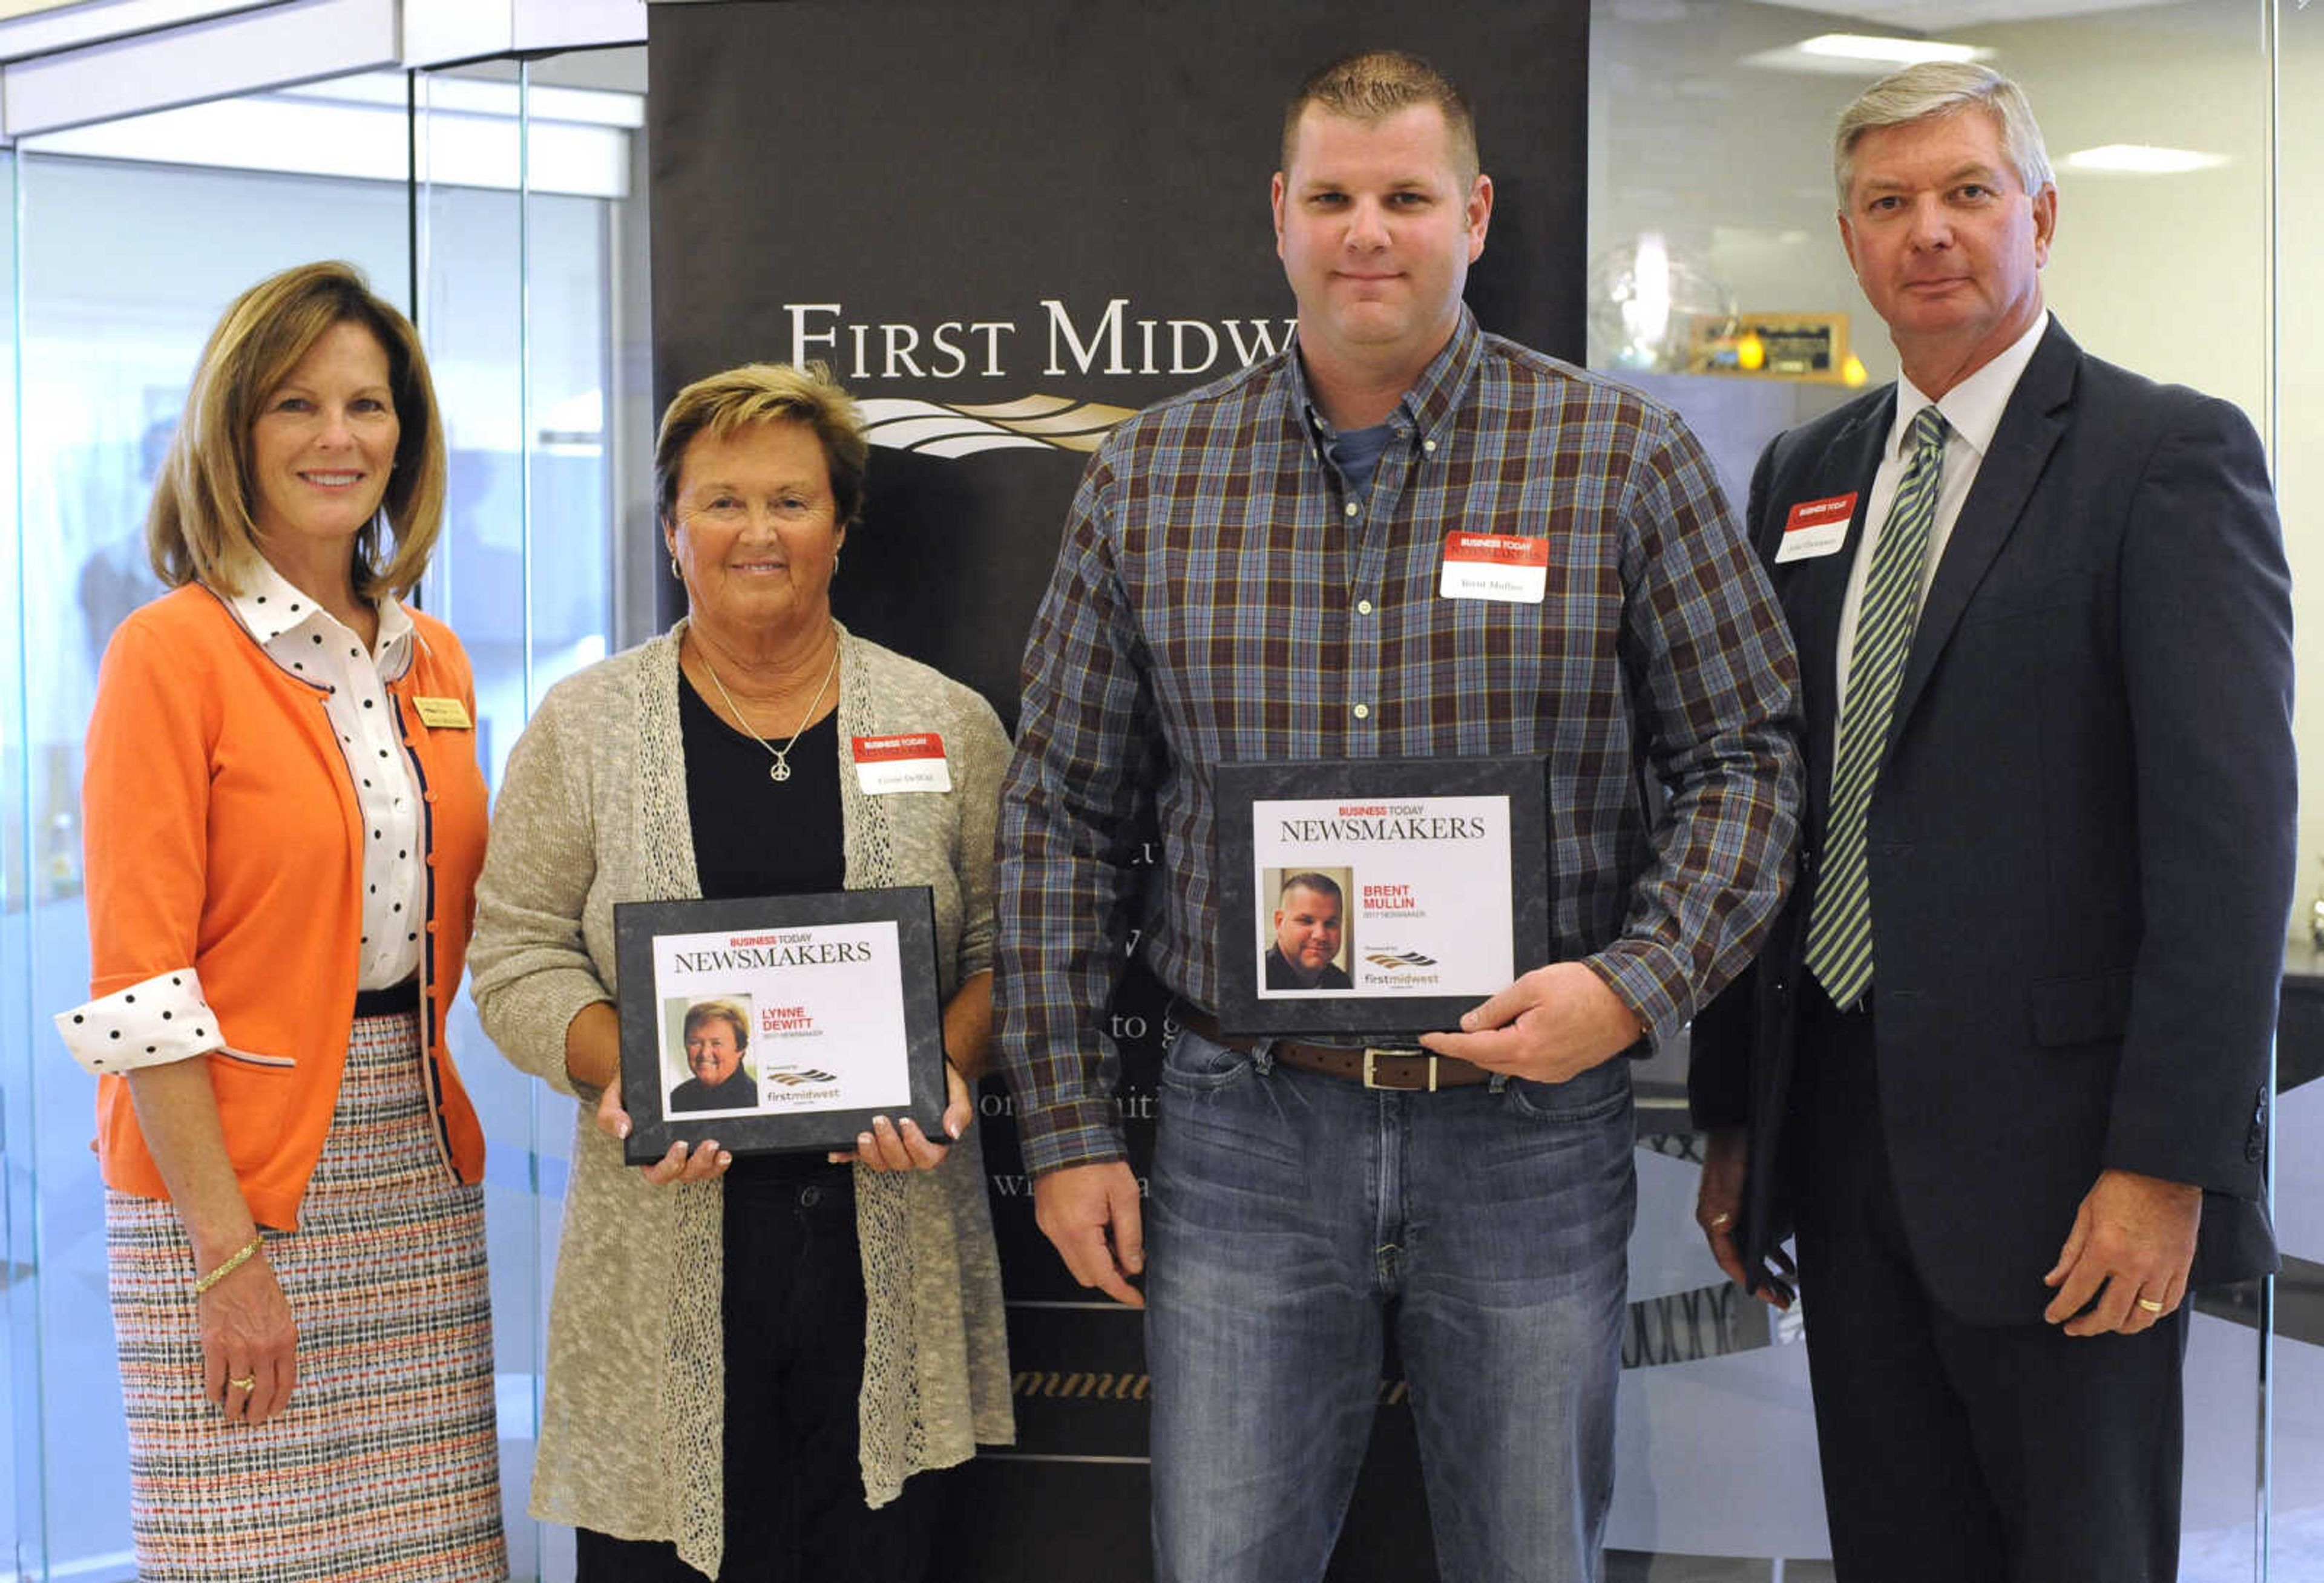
[82,585,490,1228]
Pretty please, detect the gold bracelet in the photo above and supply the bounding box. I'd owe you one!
[192,1235,263,1297]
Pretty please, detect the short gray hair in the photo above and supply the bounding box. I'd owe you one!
[1833,62,2053,207]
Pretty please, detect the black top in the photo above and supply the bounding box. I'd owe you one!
[678,668,848,1187]
[1264,946,1353,991]
[668,1068,761,1113]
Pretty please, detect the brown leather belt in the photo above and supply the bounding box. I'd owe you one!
[1174,1008,1489,1092]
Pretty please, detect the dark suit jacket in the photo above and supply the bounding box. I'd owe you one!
[1691,320,2291,1326]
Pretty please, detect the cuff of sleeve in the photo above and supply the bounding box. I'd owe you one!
[2104,1101,2265,1201]
[1015,1098,1129,1177]
[55,968,225,1076]
[1582,947,1685,1057]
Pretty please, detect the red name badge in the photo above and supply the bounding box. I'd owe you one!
[1776,493,1856,563]
[850,733,951,794]
[1438,532,1550,602]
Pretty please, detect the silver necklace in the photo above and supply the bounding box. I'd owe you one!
[695,629,840,783]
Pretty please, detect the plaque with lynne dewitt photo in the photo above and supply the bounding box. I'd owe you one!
[612,887,950,1164]
[1213,756,1549,1036]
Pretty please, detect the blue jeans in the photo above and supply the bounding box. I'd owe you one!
[1146,1029,1635,1583]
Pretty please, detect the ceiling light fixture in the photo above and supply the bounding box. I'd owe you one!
[2060,143,2227,175]
[1794,33,1989,67]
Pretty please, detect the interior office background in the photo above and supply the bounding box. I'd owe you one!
[0,0,2314,1578]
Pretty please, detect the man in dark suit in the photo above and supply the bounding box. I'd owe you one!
[1690,62,2292,1583]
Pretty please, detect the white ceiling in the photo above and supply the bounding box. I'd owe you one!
[1736,0,2187,26]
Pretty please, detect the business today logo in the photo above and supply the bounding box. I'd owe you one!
[781,297,1298,457]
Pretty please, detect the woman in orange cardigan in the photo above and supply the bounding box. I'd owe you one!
[53,261,505,1582]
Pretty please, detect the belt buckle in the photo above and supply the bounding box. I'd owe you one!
[1362,1046,1437,1092]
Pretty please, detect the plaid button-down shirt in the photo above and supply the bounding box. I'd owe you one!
[995,310,1802,1173]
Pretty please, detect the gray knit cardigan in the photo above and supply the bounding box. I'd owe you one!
[467,621,1014,1579]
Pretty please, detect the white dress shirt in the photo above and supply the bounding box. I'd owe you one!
[1832,312,2052,715]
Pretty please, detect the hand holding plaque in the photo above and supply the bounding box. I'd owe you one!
[612,887,953,1162]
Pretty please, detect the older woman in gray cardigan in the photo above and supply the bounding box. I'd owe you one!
[468,363,1011,1582]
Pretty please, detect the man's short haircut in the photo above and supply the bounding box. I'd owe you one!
[1833,61,2053,208]
[1281,49,1479,184]
[1278,872,1344,908]
[654,360,868,533]
[682,998,752,1052]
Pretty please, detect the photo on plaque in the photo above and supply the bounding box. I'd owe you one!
[1258,866,1356,993]
[613,888,949,1162]
[663,994,763,1115]
[1215,758,1549,1035]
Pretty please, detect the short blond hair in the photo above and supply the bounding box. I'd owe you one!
[147,260,447,600]
[654,361,868,531]
[1834,62,2054,207]
[1282,50,1479,184]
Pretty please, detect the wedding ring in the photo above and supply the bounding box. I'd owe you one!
[2136,1297,2164,1314]
[228,1374,257,1392]
[1709,1213,1732,1229]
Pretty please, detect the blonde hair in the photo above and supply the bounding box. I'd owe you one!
[146,260,447,600]
[654,361,868,531]
[1834,62,2054,207]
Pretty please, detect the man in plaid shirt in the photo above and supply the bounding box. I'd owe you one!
[995,50,1800,1582]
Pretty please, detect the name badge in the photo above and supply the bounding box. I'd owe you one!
[852,733,951,795]
[1438,532,1549,603]
[412,696,473,729]
[1775,494,1856,563]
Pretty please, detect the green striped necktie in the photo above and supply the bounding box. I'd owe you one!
[1805,404,1949,1009]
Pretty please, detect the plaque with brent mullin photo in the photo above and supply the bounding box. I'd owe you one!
[1213,757,1550,1035]
[612,887,950,1163]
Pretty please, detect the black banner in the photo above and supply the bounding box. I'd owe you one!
[648,4,1587,1576]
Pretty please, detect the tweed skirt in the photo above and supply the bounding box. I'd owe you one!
[107,1009,507,1582]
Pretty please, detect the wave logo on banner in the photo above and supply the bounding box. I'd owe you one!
[765,1067,841,1086]
[856,394,1136,458]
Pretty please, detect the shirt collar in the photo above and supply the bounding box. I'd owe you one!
[225,556,413,671]
[1892,310,2051,463]
[1289,304,1483,454]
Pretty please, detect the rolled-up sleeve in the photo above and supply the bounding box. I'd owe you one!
[66,616,231,1072]
[1584,410,1802,1050]
[993,448,1163,1175]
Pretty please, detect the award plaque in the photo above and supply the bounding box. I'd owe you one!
[1213,756,1549,1035]
[611,887,950,1162]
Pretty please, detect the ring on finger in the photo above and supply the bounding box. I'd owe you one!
[1708,1212,1732,1229]
[2136,1296,2165,1314]
[228,1374,257,1393]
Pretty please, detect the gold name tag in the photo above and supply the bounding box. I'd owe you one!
[412,696,473,729]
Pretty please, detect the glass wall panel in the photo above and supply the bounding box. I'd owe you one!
[0,145,34,1582]
[414,45,647,1583]
[7,149,410,1581]
[0,45,643,1576]
[1587,2,2277,1578]
[2270,7,2324,1579]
